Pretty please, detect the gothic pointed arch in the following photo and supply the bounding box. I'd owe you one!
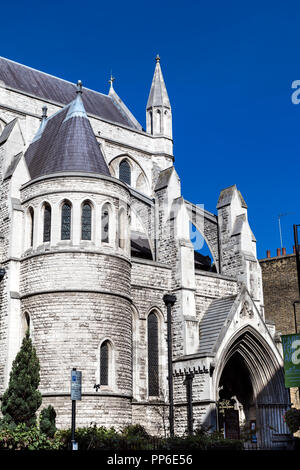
[119,159,131,186]
[42,202,51,242]
[61,200,72,240]
[81,200,92,240]
[147,310,159,397]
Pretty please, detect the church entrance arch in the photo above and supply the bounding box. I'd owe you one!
[215,327,290,448]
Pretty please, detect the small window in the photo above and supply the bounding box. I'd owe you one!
[43,203,51,242]
[81,202,92,240]
[61,201,72,240]
[29,207,34,247]
[101,204,110,243]
[22,312,31,338]
[119,160,131,186]
[118,209,126,249]
[100,341,110,386]
[148,312,159,396]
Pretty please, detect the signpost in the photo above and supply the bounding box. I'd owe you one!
[71,368,82,450]
[281,334,300,388]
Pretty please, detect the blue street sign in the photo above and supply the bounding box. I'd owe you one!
[71,370,82,400]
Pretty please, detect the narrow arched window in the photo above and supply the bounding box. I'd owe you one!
[150,111,153,134]
[148,312,159,396]
[101,203,110,243]
[81,202,92,240]
[119,160,131,186]
[100,341,109,386]
[22,312,31,338]
[29,207,34,247]
[118,209,126,249]
[43,203,51,242]
[157,109,162,134]
[61,201,72,240]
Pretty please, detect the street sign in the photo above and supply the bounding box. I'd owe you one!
[281,334,300,388]
[71,370,82,400]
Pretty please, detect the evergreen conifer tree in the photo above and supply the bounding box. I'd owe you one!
[1,330,42,427]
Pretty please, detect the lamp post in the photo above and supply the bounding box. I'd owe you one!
[163,293,176,438]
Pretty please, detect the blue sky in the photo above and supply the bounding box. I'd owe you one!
[1,0,300,259]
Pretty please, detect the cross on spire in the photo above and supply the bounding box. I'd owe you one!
[109,72,115,88]
[156,54,160,63]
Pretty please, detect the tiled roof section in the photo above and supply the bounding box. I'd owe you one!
[0,118,17,145]
[198,296,237,355]
[0,56,139,130]
[25,95,111,180]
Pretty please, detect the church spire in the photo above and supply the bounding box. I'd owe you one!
[146,55,172,138]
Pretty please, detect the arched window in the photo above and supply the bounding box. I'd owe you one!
[29,207,34,247]
[118,209,126,249]
[157,109,162,134]
[150,111,153,134]
[101,203,110,243]
[81,201,92,240]
[100,340,113,386]
[43,203,51,242]
[61,201,72,240]
[148,312,159,396]
[22,312,31,338]
[119,160,131,186]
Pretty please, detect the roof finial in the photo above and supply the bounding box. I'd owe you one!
[41,105,48,121]
[76,80,83,95]
[109,71,115,89]
[156,54,160,63]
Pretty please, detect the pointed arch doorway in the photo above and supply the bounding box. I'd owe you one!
[215,327,291,449]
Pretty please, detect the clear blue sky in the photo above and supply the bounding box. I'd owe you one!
[1,0,300,259]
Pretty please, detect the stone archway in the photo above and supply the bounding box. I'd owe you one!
[215,327,291,448]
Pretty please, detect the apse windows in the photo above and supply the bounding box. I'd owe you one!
[100,340,114,387]
[43,203,51,242]
[101,203,110,243]
[118,208,126,250]
[147,311,159,396]
[119,159,131,186]
[61,201,72,240]
[28,207,34,247]
[81,201,92,240]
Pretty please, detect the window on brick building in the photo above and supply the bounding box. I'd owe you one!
[119,159,131,186]
[43,203,51,242]
[101,203,110,243]
[61,201,72,240]
[81,201,92,240]
[148,312,159,396]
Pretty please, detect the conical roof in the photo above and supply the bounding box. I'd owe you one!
[25,93,111,180]
[146,56,171,110]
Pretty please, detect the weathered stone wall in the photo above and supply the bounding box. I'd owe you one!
[195,271,238,323]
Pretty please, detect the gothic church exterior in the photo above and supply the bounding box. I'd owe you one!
[0,56,291,448]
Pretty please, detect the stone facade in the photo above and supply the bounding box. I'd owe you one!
[0,56,292,448]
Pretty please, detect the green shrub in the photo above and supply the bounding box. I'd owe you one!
[39,405,57,438]
[122,424,150,439]
[0,423,63,450]
[284,408,300,433]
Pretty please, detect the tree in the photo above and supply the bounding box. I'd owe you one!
[1,330,42,427]
[39,405,57,437]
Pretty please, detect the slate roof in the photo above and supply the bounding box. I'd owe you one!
[198,296,237,355]
[25,94,111,180]
[0,118,17,145]
[0,56,139,130]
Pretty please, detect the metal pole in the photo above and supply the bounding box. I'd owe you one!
[163,294,176,438]
[293,301,299,334]
[71,367,76,450]
[71,399,76,449]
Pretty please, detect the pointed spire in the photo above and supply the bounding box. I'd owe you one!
[146,54,171,110]
[32,105,48,143]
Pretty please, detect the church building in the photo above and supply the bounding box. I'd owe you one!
[0,55,291,448]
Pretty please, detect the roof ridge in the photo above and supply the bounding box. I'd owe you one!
[0,56,109,99]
